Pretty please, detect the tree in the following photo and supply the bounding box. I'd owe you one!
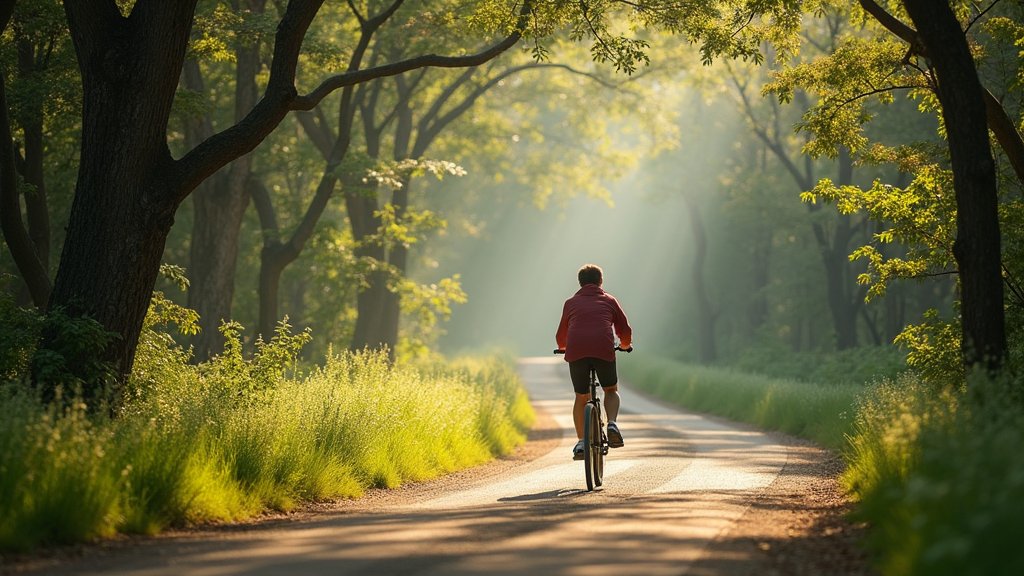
[4,0,809,400]
[770,0,1015,371]
[681,189,718,362]
[33,0,535,402]
[726,56,870,350]
[181,0,268,361]
[0,0,76,309]
[900,0,1006,370]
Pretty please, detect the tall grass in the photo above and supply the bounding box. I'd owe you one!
[620,354,863,450]
[842,374,1024,575]
[0,350,533,551]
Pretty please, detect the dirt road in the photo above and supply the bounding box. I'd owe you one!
[13,357,869,575]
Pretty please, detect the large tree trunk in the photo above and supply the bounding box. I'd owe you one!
[903,0,1007,371]
[349,185,388,351]
[377,181,411,357]
[257,245,286,341]
[255,169,340,341]
[37,2,197,400]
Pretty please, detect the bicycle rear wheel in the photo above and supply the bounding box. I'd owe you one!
[583,403,603,491]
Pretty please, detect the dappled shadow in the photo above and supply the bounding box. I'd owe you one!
[25,491,764,575]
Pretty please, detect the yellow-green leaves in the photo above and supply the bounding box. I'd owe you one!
[766,37,919,158]
[805,158,956,302]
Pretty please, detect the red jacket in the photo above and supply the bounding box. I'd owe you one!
[555,284,632,362]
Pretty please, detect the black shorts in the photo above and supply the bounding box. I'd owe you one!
[568,357,618,395]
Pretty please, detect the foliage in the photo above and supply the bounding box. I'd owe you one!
[804,155,956,301]
[765,36,920,158]
[893,309,963,384]
[844,373,1024,575]
[765,2,1024,378]
[198,319,312,398]
[29,307,117,394]
[397,275,468,361]
[0,289,42,382]
[0,312,532,551]
[514,0,806,71]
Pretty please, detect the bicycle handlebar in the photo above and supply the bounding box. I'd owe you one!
[552,346,632,354]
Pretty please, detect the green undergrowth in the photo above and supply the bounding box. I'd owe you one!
[842,373,1024,575]
[620,353,862,450]
[0,329,533,551]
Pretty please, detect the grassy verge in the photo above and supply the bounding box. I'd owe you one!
[0,350,533,551]
[842,374,1024,575]
[623,353,1024,574]
[620,354,863,451]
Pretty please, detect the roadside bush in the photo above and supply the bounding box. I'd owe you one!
[843,374,1024,575]
[0,303,533,551]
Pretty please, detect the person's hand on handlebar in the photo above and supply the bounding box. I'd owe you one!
[553,346,632,354]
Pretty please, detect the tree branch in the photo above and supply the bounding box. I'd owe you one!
[858,0,920,48]
[291,31,527,111]
[857,0,1024,184]
[174,0,533,201]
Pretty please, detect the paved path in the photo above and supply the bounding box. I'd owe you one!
[31,357,789,575]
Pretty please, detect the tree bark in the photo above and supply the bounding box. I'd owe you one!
[39,2,197,398]
[258,244,286,342]
[187,173,250,360]
[903,0,1007,371]
[255,168,340,340]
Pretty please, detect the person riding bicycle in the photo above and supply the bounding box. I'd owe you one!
[555,264,632,460]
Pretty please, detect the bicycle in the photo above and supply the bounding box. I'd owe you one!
[554,345,632,491]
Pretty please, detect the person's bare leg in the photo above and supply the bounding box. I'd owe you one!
[603,385,620,422]
[573,393,589,439]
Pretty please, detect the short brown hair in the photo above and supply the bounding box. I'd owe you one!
[578,264,603,286]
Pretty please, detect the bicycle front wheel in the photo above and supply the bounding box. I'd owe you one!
[583,403,603,491]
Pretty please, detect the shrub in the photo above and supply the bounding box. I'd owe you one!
[0,309,532,551]
[844,374,1024,575]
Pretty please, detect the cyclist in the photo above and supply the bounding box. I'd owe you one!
[555,264,632,460]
